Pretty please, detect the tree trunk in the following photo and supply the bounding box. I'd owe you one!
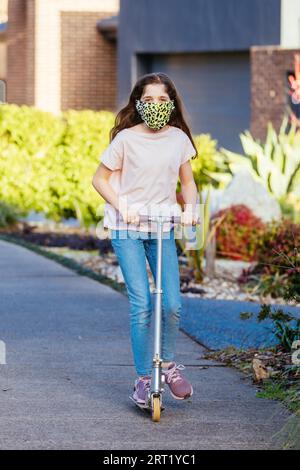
[205,229,216,278]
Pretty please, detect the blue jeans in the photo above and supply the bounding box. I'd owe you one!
[110,228,182,377]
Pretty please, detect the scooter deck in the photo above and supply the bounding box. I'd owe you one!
[129,395,165,412]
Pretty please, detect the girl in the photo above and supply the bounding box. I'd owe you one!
[92,72,199,406]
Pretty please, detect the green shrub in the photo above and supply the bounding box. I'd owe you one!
[0,104,115,226]
[189,134,227,188]
[177,133,225,195]
[0,200,23,228]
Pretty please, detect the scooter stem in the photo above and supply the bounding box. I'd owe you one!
[151,218,164,395]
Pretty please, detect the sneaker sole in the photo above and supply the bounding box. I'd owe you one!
[168,385,193,400]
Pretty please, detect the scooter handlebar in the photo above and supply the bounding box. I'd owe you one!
[138,214,182,224]
[117,213,201,225]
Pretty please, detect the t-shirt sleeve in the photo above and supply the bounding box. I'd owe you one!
[99,133,124,170]
[181,134,196,165]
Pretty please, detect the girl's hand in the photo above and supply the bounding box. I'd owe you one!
[120,207,141,224]
[181,210,200,226]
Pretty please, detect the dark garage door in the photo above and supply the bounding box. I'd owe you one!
[144,52,250,153]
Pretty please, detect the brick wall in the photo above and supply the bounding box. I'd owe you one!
[61,11,116,112]
[6,0,32,104]
[26,0,35,106]
[250,45,300,141]
[0,0,7,81]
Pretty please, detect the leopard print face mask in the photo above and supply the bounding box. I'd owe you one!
[135,99,175,130]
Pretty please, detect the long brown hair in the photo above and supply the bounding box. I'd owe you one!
[110,72,198,159]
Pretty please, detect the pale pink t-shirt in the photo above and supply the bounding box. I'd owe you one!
[99,125,197,232]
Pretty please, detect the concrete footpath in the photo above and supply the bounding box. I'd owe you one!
[0,239,293,450]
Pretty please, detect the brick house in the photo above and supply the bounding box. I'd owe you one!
[0,0,7,101]
[1,0,300,151]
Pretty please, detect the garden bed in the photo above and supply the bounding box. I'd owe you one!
[203,344,300,449]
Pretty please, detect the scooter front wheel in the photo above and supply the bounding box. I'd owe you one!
[151,394,161,422]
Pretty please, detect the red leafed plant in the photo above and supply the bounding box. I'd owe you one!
[237,219,300,302]
[215,204,266,261]
[245,219,300,277]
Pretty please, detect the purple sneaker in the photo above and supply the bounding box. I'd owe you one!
[163,362,193,400]
[132,375,152,406]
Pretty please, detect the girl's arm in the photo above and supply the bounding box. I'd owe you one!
[92,163,121,211]
[178,161,199,225]
[92,163,140,224]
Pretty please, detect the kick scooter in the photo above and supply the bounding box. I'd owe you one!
[117,212,184,422]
